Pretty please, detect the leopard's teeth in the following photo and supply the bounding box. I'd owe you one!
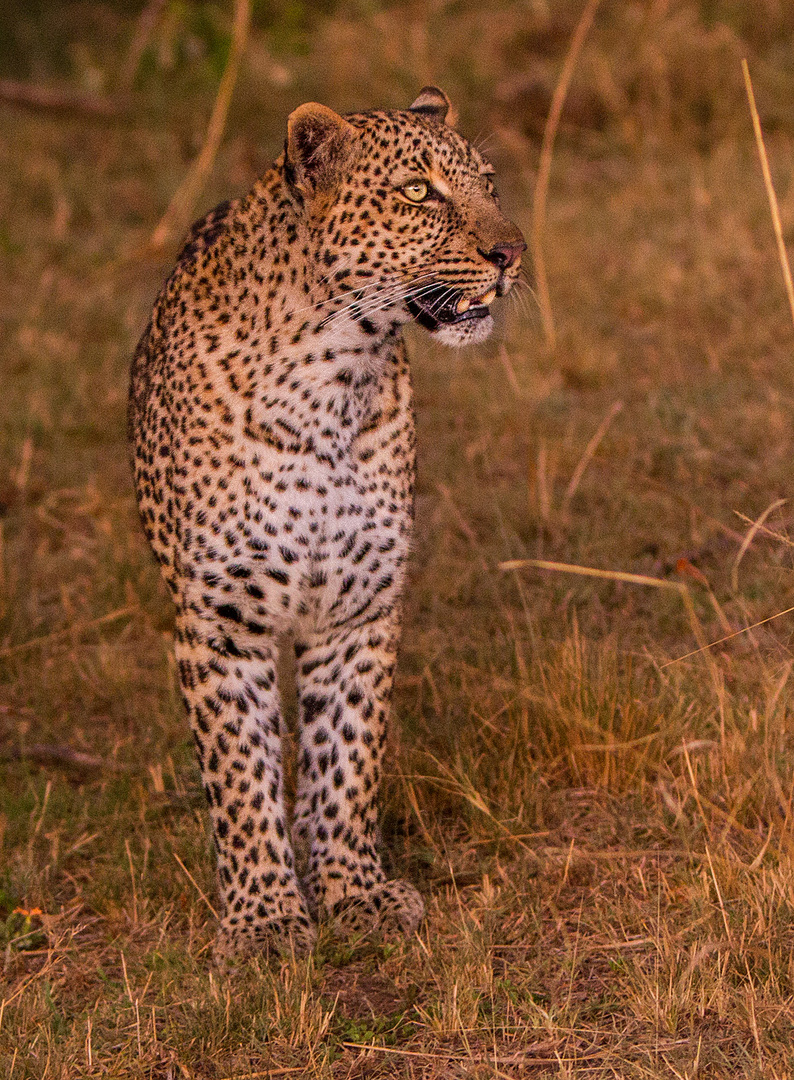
[479,288,497,306]
[456,296,471,314]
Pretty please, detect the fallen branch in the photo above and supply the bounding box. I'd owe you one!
[0,78,125,118]
[0,743,118,771]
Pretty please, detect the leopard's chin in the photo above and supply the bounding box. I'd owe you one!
[431,313,494,346]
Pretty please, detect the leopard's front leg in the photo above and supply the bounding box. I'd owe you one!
[174,620,316,960]
[293,615,424,938]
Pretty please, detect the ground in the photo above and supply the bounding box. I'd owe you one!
[2,1,794,1077]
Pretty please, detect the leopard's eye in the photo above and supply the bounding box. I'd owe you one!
[401,180,430,203]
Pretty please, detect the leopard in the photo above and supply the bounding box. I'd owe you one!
[129,86,525,961]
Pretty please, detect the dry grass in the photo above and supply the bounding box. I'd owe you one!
[3,1,794,1076]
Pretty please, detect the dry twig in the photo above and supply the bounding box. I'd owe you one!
[0,605,137,660]
[532,0,602,349]
[499,557,709,658]
[342,1039,612,1066]
[731,497,786,593]
[148,0,252,253]
[742,58,794,330]
[119,0,169,93]
[172,850,219,919]
[661,605,794,669]
[561,399,623,518]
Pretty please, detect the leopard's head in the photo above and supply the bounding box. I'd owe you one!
[284,87,526,346]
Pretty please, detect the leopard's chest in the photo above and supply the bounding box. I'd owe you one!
[169,347,415,633]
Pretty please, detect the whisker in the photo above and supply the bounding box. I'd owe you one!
[472,130,497,156]
[328,276,451,326]
[425,294,454,318]
[287,271,419,322]
[307,262,510,332]
[319,273,440,327]
[513,277,538,306]
[284,283,383,322]
[510,285,535,321]
[509,290,530,319]
[426,285,459,315]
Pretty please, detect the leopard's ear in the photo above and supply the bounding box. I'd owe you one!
[409,86,455,126]
[285,102,355,198]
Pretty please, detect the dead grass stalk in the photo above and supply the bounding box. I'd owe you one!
[148,0,251,253]
[531,0,602,350]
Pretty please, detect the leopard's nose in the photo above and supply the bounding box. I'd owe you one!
[479,240,527,270]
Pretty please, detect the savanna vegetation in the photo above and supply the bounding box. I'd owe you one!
[3,1,794,1076]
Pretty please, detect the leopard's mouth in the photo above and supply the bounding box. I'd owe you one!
[407,284,497,332]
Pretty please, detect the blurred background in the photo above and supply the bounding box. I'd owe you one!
[3,0,794,679]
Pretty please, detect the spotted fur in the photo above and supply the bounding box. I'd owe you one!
[129,88,525,960]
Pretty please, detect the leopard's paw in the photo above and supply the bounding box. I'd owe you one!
[330,879,425,939]
[213,911,317,966]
